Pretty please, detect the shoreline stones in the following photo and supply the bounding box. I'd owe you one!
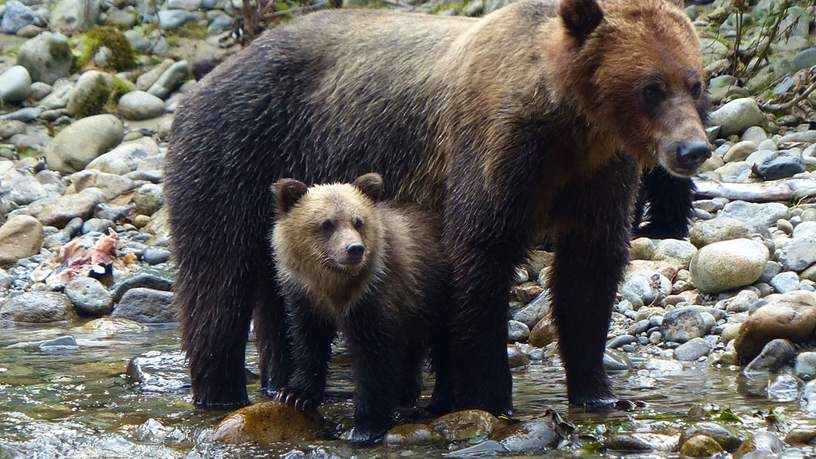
[689,239,769,293]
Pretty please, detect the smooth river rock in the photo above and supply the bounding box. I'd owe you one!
[689,239,769,293]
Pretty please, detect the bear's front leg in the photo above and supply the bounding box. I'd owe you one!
[344,303,403,446]
[550,154,642,409]
[281,293,335,409]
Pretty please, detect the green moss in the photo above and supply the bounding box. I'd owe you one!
[71,26,136,72]
[74,75,112,119]
[49,40,72,62]
[174,21,208,39]
[105,76,134,112]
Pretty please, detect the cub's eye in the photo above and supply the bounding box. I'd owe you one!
[320,219,334,232]
[642,83,666,106]
[352,217,364,230]
[690,81,703,99]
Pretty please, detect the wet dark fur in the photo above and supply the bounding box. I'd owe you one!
[632,166,695,239]
[165,0,703,413]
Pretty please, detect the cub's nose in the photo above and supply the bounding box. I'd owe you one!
[676,140,711,171]
[346,243,365,265]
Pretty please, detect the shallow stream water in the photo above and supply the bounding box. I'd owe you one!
[1,321,814,458]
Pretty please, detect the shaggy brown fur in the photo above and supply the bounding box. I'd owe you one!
[271,174,449,444]
[166,0,709,414]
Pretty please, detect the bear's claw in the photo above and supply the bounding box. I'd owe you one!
[273,387,315,412]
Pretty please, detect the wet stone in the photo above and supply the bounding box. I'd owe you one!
[603,350,631,371]
[785,428,816,446]
[384,424,444,447]
[431,410,501,442]
[0,292,75,323]
[507,345,529,368]
[493,413,570,453]
[65,277,113,316]
[734,432,785,457]
[735,291,816,363]
[111,268,173,303]
[674,337,712,361]
[767,373,800,402]
[607,334,637,349]
[605,433,677,452]
[795,352,816,381]
[744,339,796,373]
[211,401,322,445]
[126,350,190,392]
[512,291,549,327]
[444,440,507,456]
[112,288,176,323]
[142,247,171,265]
[680,435,723,458]
[507,320,530,342]
[39,335,78,351]
[680,422,744,452]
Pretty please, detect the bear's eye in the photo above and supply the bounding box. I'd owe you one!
[352,217,364,230]
[320,219,334,232]
[690,81,703,99]
[642,83,666,106]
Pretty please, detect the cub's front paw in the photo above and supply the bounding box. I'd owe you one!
[273,387,316,412]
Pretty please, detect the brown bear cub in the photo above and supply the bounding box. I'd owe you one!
[269,173,450,445]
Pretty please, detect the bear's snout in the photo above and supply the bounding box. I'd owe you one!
[675,140,711,171]
[345,243,366,265]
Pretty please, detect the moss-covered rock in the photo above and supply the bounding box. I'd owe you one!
[67,70,135,119]
[71,26,136,72]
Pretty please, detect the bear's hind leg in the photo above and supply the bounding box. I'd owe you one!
[177,262,256,409]
[253,277,291,397]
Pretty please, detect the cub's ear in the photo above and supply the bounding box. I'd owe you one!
[271,179,308,214]
[559,0,604,46]
[353,173,384,203]
[665,0,684,8]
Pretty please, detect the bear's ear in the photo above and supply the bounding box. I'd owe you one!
[559,0,604,46]
[664,0,684,7]
[272,178,308,214]
[353,173,384,203]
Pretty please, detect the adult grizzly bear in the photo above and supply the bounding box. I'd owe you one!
[166,0,710,413]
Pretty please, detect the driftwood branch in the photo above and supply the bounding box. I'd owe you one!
[693,178,816,202]
[759,80,816,112]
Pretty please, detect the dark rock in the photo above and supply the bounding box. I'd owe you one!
[112,288,176,323]
[111,268,173,303]
[744,339,796,373]
[0,292,75,322]
[679,422,743,452]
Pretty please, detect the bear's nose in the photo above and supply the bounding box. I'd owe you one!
[346,243,365,264]
[676,140,711,171]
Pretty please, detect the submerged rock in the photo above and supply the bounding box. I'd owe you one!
[735,292,816,363]
[431,410,501,442]
[680,434,723,457]
[211,401,322,445]
[385,424,444,447]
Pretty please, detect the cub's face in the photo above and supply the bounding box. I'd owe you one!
[272,173,384,277]
[559,0,711,177]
